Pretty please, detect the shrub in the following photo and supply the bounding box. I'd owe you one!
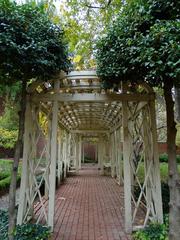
[159,154,168,163]
[0,175,21,193]
[159,153,180,163]
[0,159,21,193]
[0,210,51,240]
[0,127,18,149]
[14,224,51,240]
[0,172,9,180]
[133,216,169,240]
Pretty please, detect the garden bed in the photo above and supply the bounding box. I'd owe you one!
[0,209,51,240]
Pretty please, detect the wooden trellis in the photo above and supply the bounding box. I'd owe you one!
[17,70,163,233]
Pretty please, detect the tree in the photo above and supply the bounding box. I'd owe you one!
[96,0,180,239]
[0,0,70,239]
[57,0,123,69]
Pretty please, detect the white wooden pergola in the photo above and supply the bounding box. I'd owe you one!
[17,70,163,233]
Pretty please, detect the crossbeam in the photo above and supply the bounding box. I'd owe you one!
[32,93,155,103]
[71,130,108,134]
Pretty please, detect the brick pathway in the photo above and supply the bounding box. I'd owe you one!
[52,165,131,240]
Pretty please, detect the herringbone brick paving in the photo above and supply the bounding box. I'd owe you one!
[53,165,131,240]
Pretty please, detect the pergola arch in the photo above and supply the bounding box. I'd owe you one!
[17,70,163,233]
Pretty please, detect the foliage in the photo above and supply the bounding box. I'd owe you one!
[0,209,51,240]
[96,0,180,88]
[0,101,19,131]
[0,0,70,85]
[57,0,123,69]
[159,153,180,163]
[0,159,21,193]
[133,215,169,240]
[0,175,21,193]
[0,127,18,149]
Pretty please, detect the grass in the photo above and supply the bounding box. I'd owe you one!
[0,159,21,194]
[136,162,180,183]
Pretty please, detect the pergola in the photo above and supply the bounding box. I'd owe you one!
[17,70,163,233]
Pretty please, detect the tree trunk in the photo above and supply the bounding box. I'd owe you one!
[164,83,180,240]
[8,81,27,240]
[175,87,180,122]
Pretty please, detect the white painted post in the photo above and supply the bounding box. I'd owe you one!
[45,118,51,198]
[122,100,132,233]
[67,133,71,170]
[111,133,115,178]
[95,143,98,163]
[82,142,85,163]
[98,139,101,169]
[79,136,82,169]
[17,101,32,224]
[118,127,123,185]
[114,130,118,178]
[75,135,79,171]
[149,101,163,223]
[100,139,104,175]
[57,134,62,186]
[48,81,59,230]
[63,132,67,179]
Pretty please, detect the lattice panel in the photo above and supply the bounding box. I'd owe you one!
[18,102,52,224]
[126,102,160,228]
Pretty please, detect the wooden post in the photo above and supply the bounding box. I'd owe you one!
[75,135,79,171]
[57,133,62,186]
[82,142,85,163]
[95,143,98,163]
[67,133,71,170]
[45,118,51,198]
[149,101,163,223]
[114,130,118,178]
[79,136,82,169]
[118,127,123,185]
[100,139,104,175]
[111,133,115,177]
[17,101,32,224]
[48,81,59,229]
[122,100,132,233]
[63,132,67,179]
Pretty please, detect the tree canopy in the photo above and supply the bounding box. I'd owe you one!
[0,0,70,85]
[57,0,123,69]
[96,0,180,88]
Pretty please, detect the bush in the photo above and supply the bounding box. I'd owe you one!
[0,127,18,149]
[133,216,169,240]
[14,224,51,240]
[0,210,51,240]
[0,160,21,194]
[0,172,9,180]
[0,175,21,194]
[159,154,168,163]
[159,153,180,163]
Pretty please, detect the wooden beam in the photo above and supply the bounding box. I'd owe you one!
[71,130,108,134]
[32,93,155,103]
